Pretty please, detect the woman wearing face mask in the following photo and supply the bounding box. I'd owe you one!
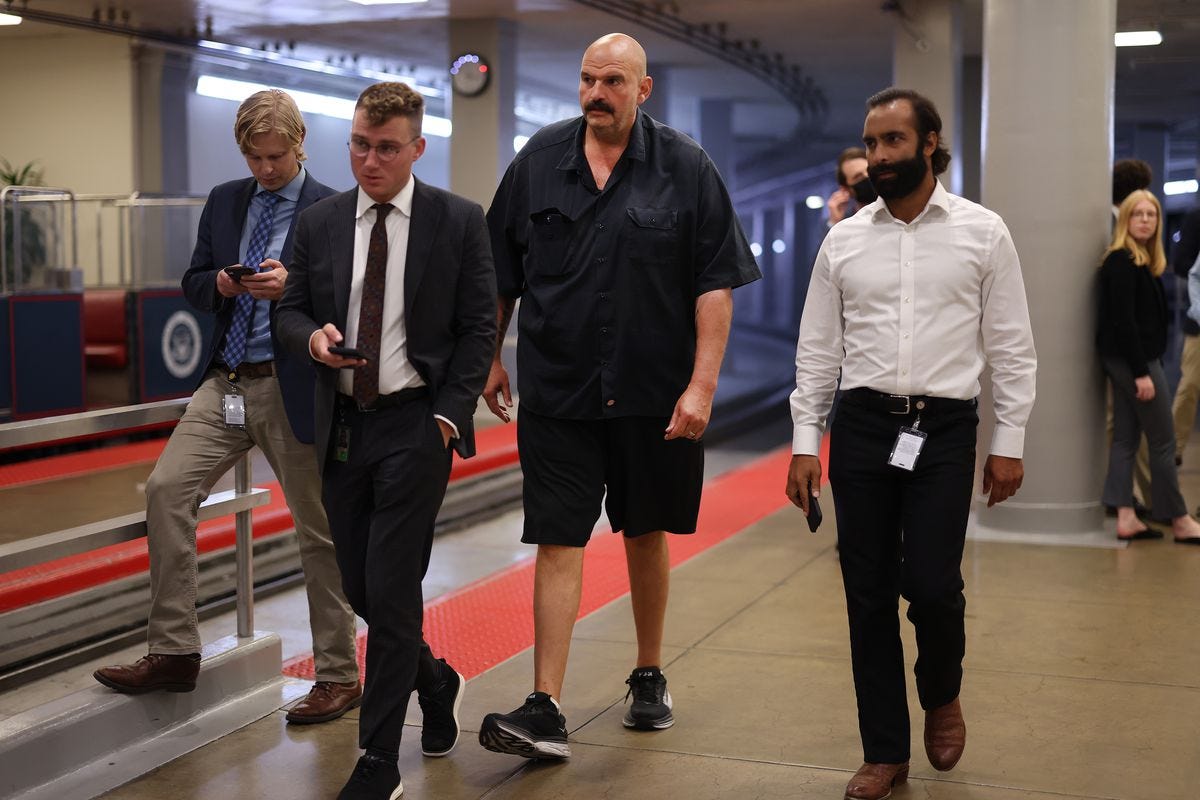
[826,147,878,226]
[1097,189,1200,543]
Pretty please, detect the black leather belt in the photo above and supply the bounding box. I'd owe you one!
[336,387,427,412]
[216,360,274,380]
[843,387,977,415]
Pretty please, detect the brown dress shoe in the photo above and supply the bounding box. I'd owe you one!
[285,680,362,724]
[93,653,200,694]
[924,696,966,771]
[844,762,909,800]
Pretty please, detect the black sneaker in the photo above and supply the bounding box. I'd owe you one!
[336,754,403,799]
[623,666,674,730]
[418,658,465,757]
[478,691,570,758]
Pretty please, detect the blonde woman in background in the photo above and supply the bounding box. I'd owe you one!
[1097,189,1200,543]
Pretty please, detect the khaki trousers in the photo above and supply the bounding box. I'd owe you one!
[145,369,358,683]
[1173,334,1200,461]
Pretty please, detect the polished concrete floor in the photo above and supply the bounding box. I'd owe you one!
[7,418,1200,798]
[83,463,1200,799]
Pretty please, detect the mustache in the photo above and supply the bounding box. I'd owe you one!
[585,100,614,114]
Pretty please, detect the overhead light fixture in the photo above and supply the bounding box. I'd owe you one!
[0,12,22,25]
[805,195,825,210]
[1114,30,1162,47]
[348,0,429,4]
[195,75,452,136]
[1165,179,1198,196]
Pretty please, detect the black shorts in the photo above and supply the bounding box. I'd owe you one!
[517,408,705,546]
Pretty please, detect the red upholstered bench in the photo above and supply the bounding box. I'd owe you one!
[83,290,129,368]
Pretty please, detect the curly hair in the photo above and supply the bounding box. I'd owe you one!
[866,87,950,176]
[355,82,424,135]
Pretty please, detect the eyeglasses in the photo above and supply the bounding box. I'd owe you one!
[1130,210,1158,220]
[347,136,419,163]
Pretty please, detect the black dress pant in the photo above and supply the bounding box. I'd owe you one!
[828,392,978,764]
[322,395,453,752]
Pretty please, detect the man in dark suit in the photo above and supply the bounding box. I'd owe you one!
[94,90,362,725]
[276,81,496,800]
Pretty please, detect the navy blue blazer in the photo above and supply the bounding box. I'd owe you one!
[181,172,336,444]
[275,178,497,467]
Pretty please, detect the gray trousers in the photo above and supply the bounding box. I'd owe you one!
[1101,357,1188,519]
[145,369,359,683]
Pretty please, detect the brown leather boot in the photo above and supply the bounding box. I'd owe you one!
[93,653,200,693]
[285,680,363,724]
[924,696,966,771]
[844,762,909,800]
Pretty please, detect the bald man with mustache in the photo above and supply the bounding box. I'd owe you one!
[478,33,760,760]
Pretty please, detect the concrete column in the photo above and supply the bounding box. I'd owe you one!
[698,98,734,188]
[892,0,962,194]
[1132,123,1169,197]
[641,62,671,126]
[448,18,516,208]
[974,0,1116,540]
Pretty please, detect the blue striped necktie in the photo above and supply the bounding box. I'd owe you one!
[223,192,281,368]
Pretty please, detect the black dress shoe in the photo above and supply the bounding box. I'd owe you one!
[1173,536,1200,546]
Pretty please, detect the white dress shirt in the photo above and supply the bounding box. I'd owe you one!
[339,179,424,397]
[791,181,1036,459]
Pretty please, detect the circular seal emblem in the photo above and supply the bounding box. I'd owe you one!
[161,310,202,380]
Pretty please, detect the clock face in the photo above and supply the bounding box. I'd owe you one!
[451,53,490,97]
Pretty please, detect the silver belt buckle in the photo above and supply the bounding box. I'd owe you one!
[888,394,911,414]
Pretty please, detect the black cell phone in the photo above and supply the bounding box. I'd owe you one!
[224,265,257,282]
[328,345,367,360]
[805,487,823,533]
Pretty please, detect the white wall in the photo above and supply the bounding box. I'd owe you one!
[185,92,450,196]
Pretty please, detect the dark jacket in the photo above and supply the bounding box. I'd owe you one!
[181,172,336,444]
[274,178,497,468]
[1096,247,1168,377]
[1173,207,1200,336]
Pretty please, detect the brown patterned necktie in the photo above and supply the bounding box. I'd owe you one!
[352,203,392,408]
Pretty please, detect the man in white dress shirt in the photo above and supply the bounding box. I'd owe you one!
[786,87,1036,800]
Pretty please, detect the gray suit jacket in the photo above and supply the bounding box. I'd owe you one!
[275,178,497,468]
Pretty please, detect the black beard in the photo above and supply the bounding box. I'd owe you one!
[868,151,928,199]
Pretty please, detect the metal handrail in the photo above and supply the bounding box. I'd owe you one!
[0,401,264,638]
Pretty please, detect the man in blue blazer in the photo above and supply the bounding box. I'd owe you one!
[276,81,496,800]
[95,90,361,725]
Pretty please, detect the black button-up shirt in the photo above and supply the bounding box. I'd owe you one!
[488,110,761,419]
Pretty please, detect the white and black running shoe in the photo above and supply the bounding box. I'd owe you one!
[622,666,674,730]
[479,691,570,758]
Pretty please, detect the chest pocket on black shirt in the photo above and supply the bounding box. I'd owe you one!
[528,208,573,277]
[626,207,678,264]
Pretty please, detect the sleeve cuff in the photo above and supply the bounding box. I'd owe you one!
[307,330,322,361]
[434,414,460,440]
[792,425,823,456]
[989,425,1025,459]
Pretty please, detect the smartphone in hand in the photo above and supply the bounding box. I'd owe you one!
[328,345,367,360]
[805,486,823,533]
[224,265,257,282]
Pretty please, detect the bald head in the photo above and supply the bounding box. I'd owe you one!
[583,33,648,80]
[578,32,653,144]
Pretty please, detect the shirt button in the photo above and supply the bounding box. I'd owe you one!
[903,333,910,339]
[601,327,609,333]
[596,257,607,263]
[904,297,910,303]
[607,399,616,407]
[905,261,912,266]
[599,292,609,299]
[596,222,605,230]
